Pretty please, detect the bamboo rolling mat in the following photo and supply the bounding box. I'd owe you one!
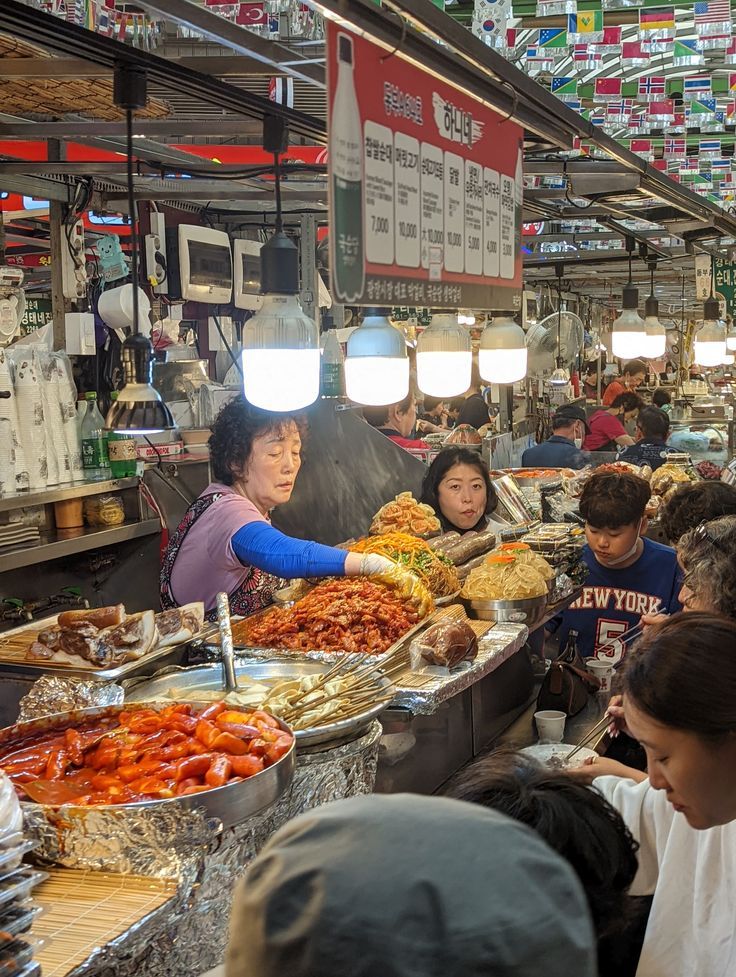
[32,869,178,977]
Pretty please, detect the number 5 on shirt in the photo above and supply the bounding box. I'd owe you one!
[595,619,628,663]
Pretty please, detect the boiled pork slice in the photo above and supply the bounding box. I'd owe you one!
[154,602,205,648]
[95,610,157,667]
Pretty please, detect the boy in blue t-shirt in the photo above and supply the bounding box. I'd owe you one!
[552,471,682,661]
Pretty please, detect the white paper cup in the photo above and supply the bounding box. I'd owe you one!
[534,710,566,744]
[587,659,615,693]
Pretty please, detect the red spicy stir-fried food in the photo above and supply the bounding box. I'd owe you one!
[0,702,293,806]
[236,578,420,655]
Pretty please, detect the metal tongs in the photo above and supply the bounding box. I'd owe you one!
[216,591,238,692]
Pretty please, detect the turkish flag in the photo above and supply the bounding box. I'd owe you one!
[236,2,268,25]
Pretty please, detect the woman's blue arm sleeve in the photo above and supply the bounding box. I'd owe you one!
[231,522,349,578]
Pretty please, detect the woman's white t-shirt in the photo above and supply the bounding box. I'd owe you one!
[594,775,736,977]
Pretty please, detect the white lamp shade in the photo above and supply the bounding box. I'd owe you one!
[241,293,320,411]
[345,313,409,405]
[724,353,735,365]
[694,340,727,367]
[416,314,472,397]
[479,317,528,384]
[641,317,666,359]
[344,356,410,405]
[726,332,736,351]
[611,308,646,359]
[694,318,727,367]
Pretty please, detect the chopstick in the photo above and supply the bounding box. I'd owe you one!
[564,714,611,764]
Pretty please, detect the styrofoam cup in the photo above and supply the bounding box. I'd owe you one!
[587,659,616,693]
[534,710,566,744]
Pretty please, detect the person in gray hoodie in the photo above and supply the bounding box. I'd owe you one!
[226,793,597,977]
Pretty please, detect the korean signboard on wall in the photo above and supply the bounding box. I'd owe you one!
[327,23,523,310]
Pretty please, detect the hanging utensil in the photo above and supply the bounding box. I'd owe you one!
[216,592,238,693]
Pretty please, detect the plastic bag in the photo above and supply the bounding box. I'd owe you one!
[84,494,125,526]
[410,615,478,670]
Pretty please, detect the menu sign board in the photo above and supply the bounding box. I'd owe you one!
[327,23,523,311]
[714,258,736,318]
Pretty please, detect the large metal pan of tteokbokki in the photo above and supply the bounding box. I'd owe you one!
[0,701,295,829]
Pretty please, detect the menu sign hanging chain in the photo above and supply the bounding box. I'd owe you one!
[328,24,523,310]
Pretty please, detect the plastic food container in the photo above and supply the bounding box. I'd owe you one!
[53,499,84,530]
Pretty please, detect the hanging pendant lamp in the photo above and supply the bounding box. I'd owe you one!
[344,308,409,406]
[105,64,174,435]
[416,313,472,398]
[611,246,646,360]
[694,296,727,367]
[641,262,666,360]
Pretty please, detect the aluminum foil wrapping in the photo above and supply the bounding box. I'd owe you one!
[23,722,382,977]
[388,623,529,715]
[17,676,124,722]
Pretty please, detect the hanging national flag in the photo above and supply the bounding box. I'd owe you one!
[664,137,687,157]
[573,43,603,66]
[525,46,555,71]
[725,36,736,63]
[269,76,294,108]
[640,7,675,34]
[652,159,669,172]
[539,27,569,48]
[694,0,731,35]
[725,98,736,120]
[590,114,606,127]
[648,99,675,122]
[551,76,579,99]
[621,40,650,65]
[710,158,732,170]
[236,2,268,26]
[628,113,649,131]
[638,76,667,100]
[594,77,623,100]
[630,138,654,159]
[536,0,577,16]
[673,38,705,65]
[700,32,732,48]
[683,75,713,98]
[606,98,633,120]
[567,7,604,41]
[592,26,622,52]
[687,97,717,120]
[566,99,583,112]
[699,138,722,155]
[681,158,700,170]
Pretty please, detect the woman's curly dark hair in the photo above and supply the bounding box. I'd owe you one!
[420,447,497,532]
[677,515,736,617]
[209,397,307,485]
[659,481,736,544]
[447,749,640,946]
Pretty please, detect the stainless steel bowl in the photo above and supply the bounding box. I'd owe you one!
[460,594,547,627]
[0,702,295,829]
[125,661,392,750]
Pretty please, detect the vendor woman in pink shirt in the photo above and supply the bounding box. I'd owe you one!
[583,392,643,453]
[161,397,404,619]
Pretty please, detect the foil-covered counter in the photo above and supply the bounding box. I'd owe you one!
[389,622,528,716]
[17,682,382,977]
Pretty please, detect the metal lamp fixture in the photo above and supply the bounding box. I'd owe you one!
[641,263,666,360]
[611,245,646,360]
[416,313,472,398]
[478,316,528,384]
[105,64,174,435]
[241,118,320,412]
[344,308,409,406]
[694,296,727,367]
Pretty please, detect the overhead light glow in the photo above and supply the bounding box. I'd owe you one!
[478,317,528,384]
[416,313,472,398]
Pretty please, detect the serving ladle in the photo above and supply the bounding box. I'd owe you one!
[216,591,239,693]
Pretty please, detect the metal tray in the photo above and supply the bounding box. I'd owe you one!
[124,661,393,750]
[0,615,216,682]
[498,468,567,488]
[0,702,295,829]
[207,604,439,665]
[460,594,547,627]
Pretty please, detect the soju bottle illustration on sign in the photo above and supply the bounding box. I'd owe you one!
[331,33,365,303]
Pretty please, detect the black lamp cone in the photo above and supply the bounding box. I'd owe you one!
[105,68,174,434]
[704,295,720,321]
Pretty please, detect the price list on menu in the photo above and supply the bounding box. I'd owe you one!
[329,24,523,310]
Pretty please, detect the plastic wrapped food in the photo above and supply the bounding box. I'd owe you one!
[442,528,497,565]
[83,494,125,527]
[410,616,478,669]
[445,424,482,446]
[649,463,694,497]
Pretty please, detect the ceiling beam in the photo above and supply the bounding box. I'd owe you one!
[0,54,290,78]
[131,0,324,88]
[0,0,326,143]
[0,119,266,139]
